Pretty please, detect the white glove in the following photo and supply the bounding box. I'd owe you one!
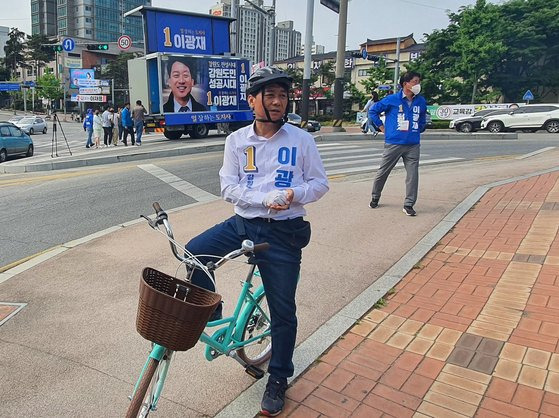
[263,190,289,207]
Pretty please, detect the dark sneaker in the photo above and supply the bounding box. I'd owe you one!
[403,206,416,216]
[261,377,288,416]
[369,198,379,209]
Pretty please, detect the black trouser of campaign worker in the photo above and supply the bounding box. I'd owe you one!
[122,126,135,145]
[185,214,311,379]
[103,126,112,146]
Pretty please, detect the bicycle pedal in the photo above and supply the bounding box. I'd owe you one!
[245,365,265,379]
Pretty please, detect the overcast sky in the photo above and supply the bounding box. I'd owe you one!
[2,0,490,51]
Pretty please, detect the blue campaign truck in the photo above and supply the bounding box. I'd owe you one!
[125,6,253,139]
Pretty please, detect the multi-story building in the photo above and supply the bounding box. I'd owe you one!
[275,21,301,61]
[301,42,325,56]
[210,1,301,64]
[31,0,57,37]
[0,26,10,59]
[31,0,150,43]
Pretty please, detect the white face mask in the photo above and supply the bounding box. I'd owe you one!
[411,84,421,95]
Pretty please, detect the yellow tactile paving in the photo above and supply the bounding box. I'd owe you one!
[468,261,540,340]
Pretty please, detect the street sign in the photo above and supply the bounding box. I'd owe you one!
[378,85,392,91]
[71,94,106,102]
[523,90,535,102]
[79,87,102,94]
[118,35,132,50]
[320,0,340,13]
[361,49,368,59]
[62,38,75,52]
[0,83,21,91]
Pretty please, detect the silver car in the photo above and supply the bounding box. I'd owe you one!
[15,116,48,135]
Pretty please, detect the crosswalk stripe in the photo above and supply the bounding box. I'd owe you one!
[319,147,382,157]
[326,157,464,176]
[138,164,218,203]
[322,152,385,163]
[316,142,343,147]
[315,144,361,151]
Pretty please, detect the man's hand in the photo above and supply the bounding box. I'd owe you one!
[379,125,385,133]
[269,189,294,211]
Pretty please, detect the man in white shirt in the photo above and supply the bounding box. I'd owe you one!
[101,107,113,147]
[185,67,329,416]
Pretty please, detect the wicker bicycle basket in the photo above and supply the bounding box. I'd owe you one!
[136,267,222,351]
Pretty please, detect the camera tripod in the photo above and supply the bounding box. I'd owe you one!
[51,112,73,158]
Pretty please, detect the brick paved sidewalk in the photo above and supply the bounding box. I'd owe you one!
[280,171,559,417]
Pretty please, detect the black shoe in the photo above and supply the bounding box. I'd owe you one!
[403,206,416,216]
[369,198,379,209]
[261,377,287,417]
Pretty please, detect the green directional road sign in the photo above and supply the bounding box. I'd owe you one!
[52,45,63,52]
[86,44,109,51]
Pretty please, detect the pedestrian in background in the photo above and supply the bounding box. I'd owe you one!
[92,109,103,149]
[361,91,380,136]
[133,100,147,146]
[368,71,427,216]
[101,106,112,147]
[83,108,94,148]
[117,106,124,143]
[121,102,134,146]
[111,107,120,146]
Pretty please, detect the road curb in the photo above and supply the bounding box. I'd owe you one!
[0,143,226,174]
[215,164,559,418]
[314,132,518,141]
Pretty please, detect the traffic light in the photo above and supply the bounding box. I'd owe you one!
[350,51,381,62]
[86,44,109,51]
[52,45,63,52]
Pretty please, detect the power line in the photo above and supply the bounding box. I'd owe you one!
[394,0,450,11]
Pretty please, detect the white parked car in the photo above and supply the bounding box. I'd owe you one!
[480,104,559,133]
[14,116,48,135]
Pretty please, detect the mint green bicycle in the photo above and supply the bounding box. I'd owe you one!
[126,203,272,418]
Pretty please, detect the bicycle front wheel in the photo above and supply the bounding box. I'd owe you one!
[237,292,272,366]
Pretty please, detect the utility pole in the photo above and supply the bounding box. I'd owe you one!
[231,0,239,55]
[269,0,276,65]
[332,0,348,132]
[393,36,401,92]
[301,0,315,129]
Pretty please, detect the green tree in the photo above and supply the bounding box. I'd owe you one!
[405,0,559,104]
[36,73,63,104]
[359,57,394,104]
[101,52,140,104]
[4,28,27,78]
[26,34,56,78]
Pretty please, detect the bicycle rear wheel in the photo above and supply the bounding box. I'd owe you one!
[236,292,272,366]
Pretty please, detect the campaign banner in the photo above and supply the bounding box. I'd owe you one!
[77,79,110,87]
[79,87,102,94]
[144,9,230,55]
[157,55,250,117]
[71,94,106,102]
[70,68,94,89]
[428,104,518,120]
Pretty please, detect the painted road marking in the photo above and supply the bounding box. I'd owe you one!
[138,164,218,203]
[516,147,556,160]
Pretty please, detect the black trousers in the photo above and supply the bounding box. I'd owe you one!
[103,127,112,145]
[122,126,135,145]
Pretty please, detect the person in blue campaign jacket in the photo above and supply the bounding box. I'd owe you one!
[368,71,427,216]
[120,102,135,146]
[83,108,94,148]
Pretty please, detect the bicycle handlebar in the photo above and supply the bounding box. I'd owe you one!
[142,202,270,271]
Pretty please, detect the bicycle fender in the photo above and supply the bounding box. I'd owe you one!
[233,285,266,341]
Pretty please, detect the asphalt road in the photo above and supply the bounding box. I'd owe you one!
[1,127,558,270]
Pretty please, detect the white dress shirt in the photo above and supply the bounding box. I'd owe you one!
[219,122,329,220]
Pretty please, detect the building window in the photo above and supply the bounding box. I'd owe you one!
[358,69,370,77]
